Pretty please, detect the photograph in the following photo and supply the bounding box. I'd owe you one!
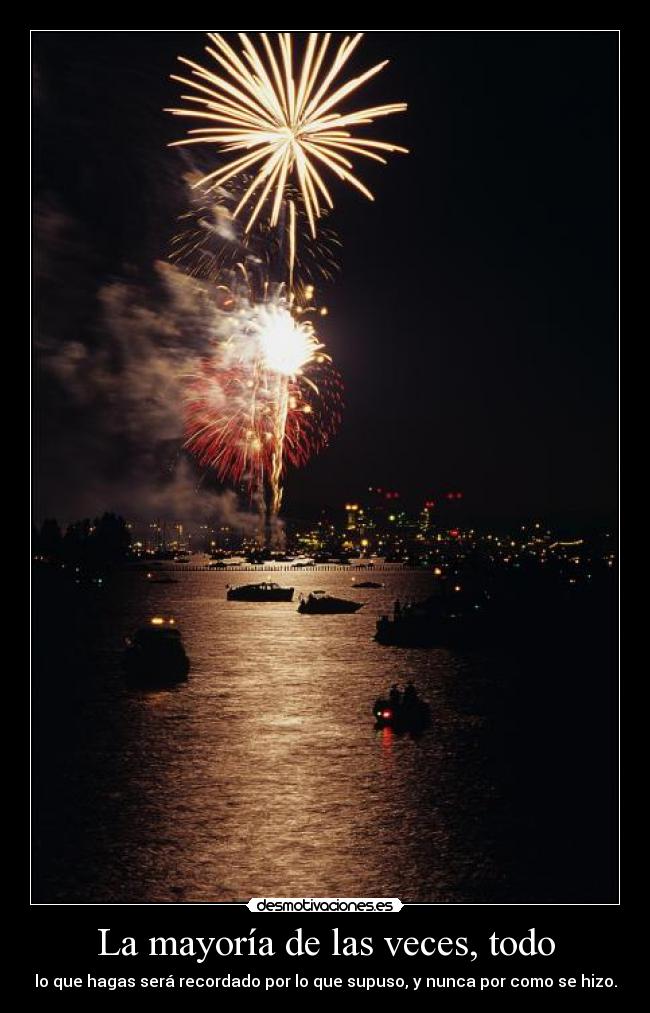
[32,30,618,906]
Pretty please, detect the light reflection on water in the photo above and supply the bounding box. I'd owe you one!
[34,566,610,903]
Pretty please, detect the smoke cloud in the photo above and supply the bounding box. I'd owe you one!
[34,202,262,535]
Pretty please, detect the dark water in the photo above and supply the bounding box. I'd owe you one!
[33,566,617,903]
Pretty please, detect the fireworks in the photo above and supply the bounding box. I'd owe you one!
[183,289,342,517]
[170,174,341,291]
[165,33,406,540]
[167,33,407,242]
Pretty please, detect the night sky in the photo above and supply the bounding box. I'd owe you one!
[33,31,618,527]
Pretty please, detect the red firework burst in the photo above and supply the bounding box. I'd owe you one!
[183,297,343,504]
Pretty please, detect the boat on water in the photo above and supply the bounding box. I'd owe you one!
[352,580,384,589]
[298,591,364,614]
[227,581,294,602]
[123,617,190,688]
[372,692,431,733]
[374,592,489,647]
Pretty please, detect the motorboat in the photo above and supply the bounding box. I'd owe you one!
[372,692,431,733]
[226,582,294,602]
[374,592,489,647]
[123,617,190,688]
[297,591,364,614]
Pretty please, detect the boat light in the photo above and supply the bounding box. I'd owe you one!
[151,617,164,626]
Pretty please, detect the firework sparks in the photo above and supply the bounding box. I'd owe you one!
[183,289,342,520]
[170,174,341,291]
[167,32,408,244]
[167,33,407,538]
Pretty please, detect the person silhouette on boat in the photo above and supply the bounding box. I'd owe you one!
[389,684,402,709]
[403,681,418,709]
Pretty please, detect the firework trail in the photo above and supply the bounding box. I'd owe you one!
[183,283,342,529]
[166,33,405,540]
[170,172,341,294]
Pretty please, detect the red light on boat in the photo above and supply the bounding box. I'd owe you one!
[382,709,393,719]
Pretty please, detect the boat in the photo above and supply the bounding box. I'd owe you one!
[372,692,431,733]
[209,556,247,569]
[123,617,190,688]
[297,591,364,614]
[374,592,489,647]
[226,581,294,602]
[352,580,384,589]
